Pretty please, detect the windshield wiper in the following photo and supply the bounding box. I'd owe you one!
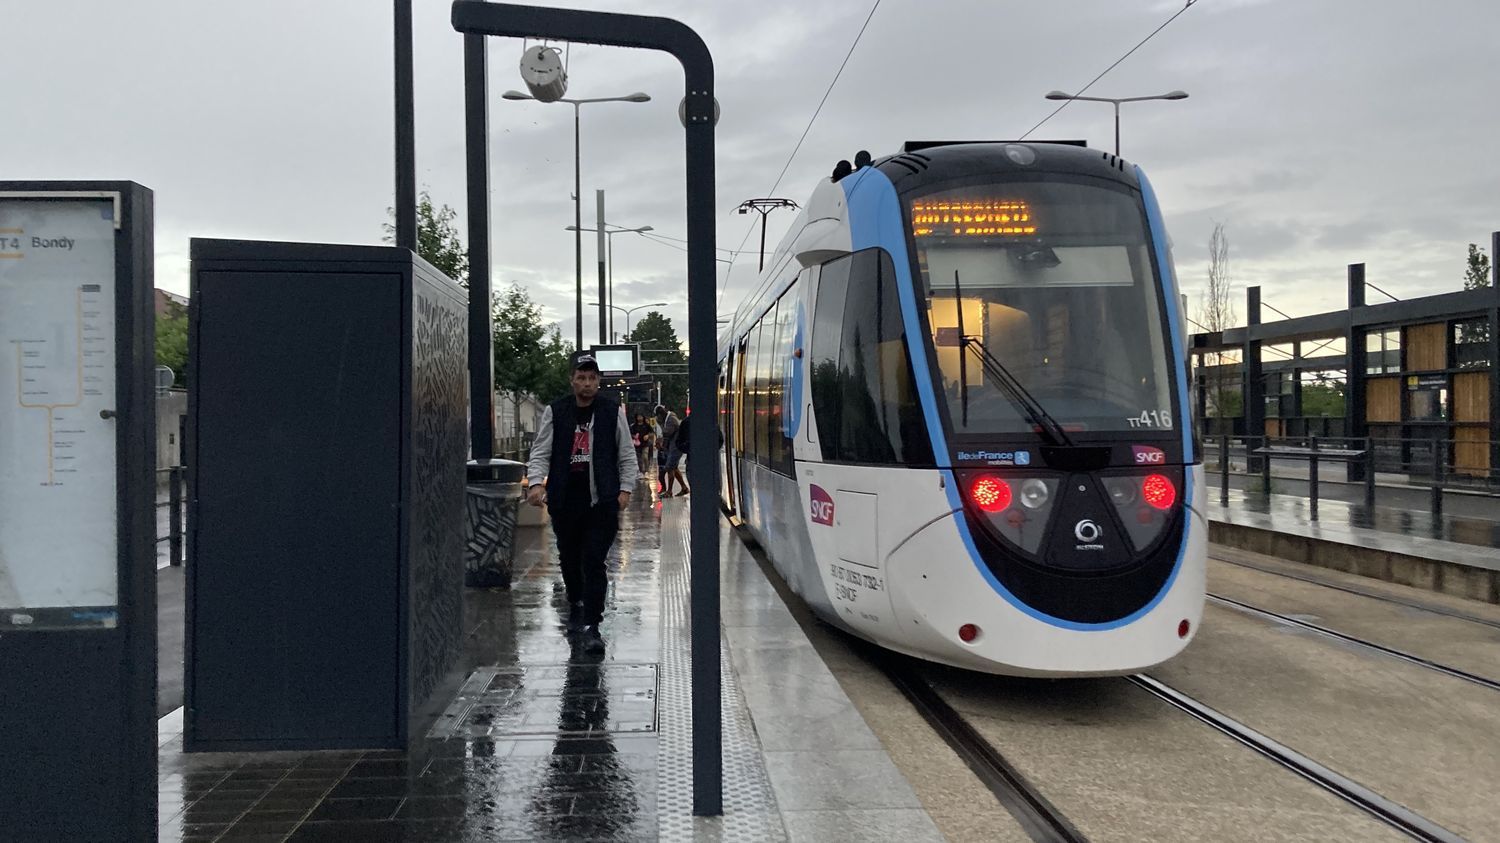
[952,270,1074,447]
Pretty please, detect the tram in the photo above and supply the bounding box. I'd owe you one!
[716,141,1205,676]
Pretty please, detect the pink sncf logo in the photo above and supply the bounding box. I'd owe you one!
[809,484,835,526]
[1132,445,1166,465]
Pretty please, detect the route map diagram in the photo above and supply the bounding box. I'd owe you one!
[0,198,118,620]
[13,285,107,486]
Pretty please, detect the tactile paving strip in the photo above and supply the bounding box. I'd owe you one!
[658,504,787,842]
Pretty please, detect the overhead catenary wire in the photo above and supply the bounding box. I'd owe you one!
[1018,0,1200,142]
[717,0,884,313]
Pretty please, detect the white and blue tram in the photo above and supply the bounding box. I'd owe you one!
[716,141,1205,676]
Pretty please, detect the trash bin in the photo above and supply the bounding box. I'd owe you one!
[464,458,525,588]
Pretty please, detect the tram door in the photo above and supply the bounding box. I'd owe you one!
[732,337,750,517]
[719,354,737,517]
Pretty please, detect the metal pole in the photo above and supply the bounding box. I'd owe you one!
[169,466,183,566]
[1220,434,1229,506]
[1308,436,1319,521]
[607,234,615,341]
[1113,100,1121,157]
[1365,439,1376,510]
[463,32,494,459]
[1261,436,1271,495]
[574,103,583,350]
[597,190,607,345]
[394,0,417,251]
[1431,438,1444,520]
[758,210,767,272]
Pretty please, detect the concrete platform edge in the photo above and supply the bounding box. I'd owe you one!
[1208,519,1500,605]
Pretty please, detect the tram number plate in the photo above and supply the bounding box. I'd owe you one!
[1127,410,1174,429]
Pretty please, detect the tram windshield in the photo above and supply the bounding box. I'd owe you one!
[909,178,1175,438]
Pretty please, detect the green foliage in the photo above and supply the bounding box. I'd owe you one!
[1300,381,1346,417]
[385,190,468,285]
[625,311,688,410]
[1459,244,1492,348]
[155,299,188,387]
[492,283,573,400]
[1464,243,1492,291]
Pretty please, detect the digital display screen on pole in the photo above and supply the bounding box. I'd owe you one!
[590,344,639,378]
[0,198,119,629]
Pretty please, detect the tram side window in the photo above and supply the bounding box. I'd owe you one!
[773,283,799,476]
[744,320,764,465]
[810,259,849,461]
[811,248,934,465]
[766,302,785,472]
[756,304,778,466]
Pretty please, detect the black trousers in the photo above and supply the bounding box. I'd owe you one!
[549,498,620,625]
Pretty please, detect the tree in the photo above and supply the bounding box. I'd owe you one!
[492,282,573,400]
[1464,242,1492,292]
[384,190,468,285]
[1459,243,1492,348]
[625,311,687,411]
[155,299,188,387]
[1198,221,1238,432]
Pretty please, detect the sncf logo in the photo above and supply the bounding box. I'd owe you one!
[809,485,835,526]
[1132,445,1166,465]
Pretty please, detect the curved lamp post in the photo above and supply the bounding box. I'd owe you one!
[1043,89,1187,156]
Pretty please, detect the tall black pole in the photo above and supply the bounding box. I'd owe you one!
[757,211,767,272]
[394,0,417,251]
[1113,101,1121,157]
[464,33,494,459]
[597,190,608,345]
[683,82,721,819]
[574,104,583,350]
[448,3,719,813]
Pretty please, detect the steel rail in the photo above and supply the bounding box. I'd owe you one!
[878,657,1089,843]
[1128,675,1465,843]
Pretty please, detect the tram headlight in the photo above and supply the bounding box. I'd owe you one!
[1019,478,1050,509]
[1105,477,1137,506]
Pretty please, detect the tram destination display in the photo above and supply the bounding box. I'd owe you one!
[0,198,119,629]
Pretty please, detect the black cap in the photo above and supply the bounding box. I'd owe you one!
[572,353,600,372]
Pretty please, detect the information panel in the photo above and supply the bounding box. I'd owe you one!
[0,198,118,629]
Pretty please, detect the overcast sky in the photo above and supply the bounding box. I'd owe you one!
[6,0,1498,348]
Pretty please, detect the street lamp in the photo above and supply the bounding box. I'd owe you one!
[588,300,668,341]
[567,223,653,339]
[1042,89,1188,156]
[502,89,651,348]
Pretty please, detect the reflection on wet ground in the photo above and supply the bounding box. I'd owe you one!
[159,499,665,842]
[1213,488,1500,550]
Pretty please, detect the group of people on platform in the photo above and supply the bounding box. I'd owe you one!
[629,405,693,498]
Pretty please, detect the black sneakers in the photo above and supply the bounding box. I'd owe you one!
[565,602,587,635]
[578,625,606,655]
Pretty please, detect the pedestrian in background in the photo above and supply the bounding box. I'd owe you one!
[655,405,683,496]
[526,354,638,654]
[664,407,690,497]
[630,413,654,475]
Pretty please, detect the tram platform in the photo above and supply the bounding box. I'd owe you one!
[155,493,941,842]
[1206,489,1500,604]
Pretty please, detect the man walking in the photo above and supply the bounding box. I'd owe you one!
[527,353,638,654]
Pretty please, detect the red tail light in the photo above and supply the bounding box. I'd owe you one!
[969,475,1012,512]
[1142,474,1176,510]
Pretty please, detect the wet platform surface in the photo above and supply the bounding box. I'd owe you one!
[1206,489,1500,570]
[156,493,933,842]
